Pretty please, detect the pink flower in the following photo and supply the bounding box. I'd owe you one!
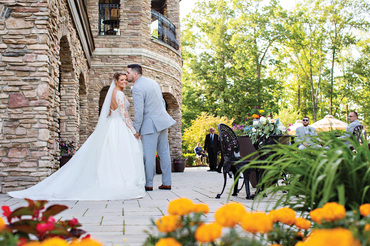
[37,222,54,234]
[48,216,56,223]
[68,218,79,228]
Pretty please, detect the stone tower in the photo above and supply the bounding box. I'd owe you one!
[0,0,182,192]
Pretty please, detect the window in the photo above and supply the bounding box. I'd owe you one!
[151,9,179,50]
[99,0,120,36]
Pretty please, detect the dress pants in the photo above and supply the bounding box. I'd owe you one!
[208,149,217,170]
[142,128,171,187]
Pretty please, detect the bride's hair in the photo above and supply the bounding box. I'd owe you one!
[113,72,126,82]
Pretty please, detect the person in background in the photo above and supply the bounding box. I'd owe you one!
[195,143,208,165]
[204,127,221,172]
[295,116,318,150]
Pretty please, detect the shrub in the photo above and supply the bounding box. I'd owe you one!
[245,132,370,211]
[182,153,195,166]
[182,112,233,153]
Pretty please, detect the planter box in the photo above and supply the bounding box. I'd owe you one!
[156,159,162,174]
[173,159,186,172]
[237,136,258,188]
[59,154,72,168]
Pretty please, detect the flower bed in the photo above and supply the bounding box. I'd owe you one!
[145,198,370,246]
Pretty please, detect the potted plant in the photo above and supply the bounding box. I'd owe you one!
[172,155,187,172]
[156,153,162,174]
[58,140,78,168]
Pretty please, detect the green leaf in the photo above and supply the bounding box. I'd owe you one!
[42,205,68,220]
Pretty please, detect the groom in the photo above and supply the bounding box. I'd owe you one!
[127,64,176,191]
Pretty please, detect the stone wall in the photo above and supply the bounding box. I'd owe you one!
[0,0,89,192]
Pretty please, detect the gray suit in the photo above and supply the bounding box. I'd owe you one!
[296,126,317,149]
[132,76,176,187]
[339,119,361,145]
[345,119,361,135]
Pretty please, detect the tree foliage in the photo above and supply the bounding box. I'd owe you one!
[182,113,233,153]
[181,0,370,135]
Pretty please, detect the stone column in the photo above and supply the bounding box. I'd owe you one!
[166,0,181,47]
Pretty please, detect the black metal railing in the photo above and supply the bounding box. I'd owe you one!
[99,3,120,35]
[151,9,179,50]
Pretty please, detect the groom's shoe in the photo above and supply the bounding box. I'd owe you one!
[145,186,153,191]
[158,185,171,190]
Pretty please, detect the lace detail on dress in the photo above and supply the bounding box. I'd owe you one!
[116,91,137,135]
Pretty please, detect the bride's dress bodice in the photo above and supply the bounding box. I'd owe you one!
[110,96,129,118]
[110,91,136,134]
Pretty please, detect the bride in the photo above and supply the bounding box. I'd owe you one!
[8,73,146,200]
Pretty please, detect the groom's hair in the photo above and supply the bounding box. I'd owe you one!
[128,64,142,75]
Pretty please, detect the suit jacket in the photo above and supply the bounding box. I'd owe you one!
[346,119,361,134]
[204,133,220,153]
[296,126,317,144]
[339,119,361,139]
[132,76,176,135]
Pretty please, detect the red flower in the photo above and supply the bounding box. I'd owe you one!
[68,218,79,228]
[2,205,12,222]
[17,238,28,246]
[2,205,11,217]
[36,222,55,234]
[48,216,56,223]
[82,234,91,239]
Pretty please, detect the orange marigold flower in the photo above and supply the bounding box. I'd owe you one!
[252,114,259,119]
[155,215,181,233]
[240,211,273,234]
[195,222,222,243]
[0,217,6,231]
[359,204,370,217]
[193,203,209,214]
[309,208,325,224]
[215,202,247,227]
[298,228,358,246]
[70,238,103,246]
[155,237,182,246]
[320,202,346,222]
[269,207,296,225]
[297,231,304,239]
[295,217,311,230]
[364,224,370,232]
[168,198,195,216]
[41,238,69,246]
[23,242,42,246]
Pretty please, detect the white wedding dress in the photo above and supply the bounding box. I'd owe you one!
[8,83,146,200]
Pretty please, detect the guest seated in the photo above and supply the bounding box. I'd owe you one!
[194,143,208,165]
[296,116,321,150]
[339,111,362,147]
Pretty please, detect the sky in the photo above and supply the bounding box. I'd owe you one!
[180,0,298,20]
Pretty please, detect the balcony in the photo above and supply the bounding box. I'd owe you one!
[151,9,179,50]
[99,3,120,36]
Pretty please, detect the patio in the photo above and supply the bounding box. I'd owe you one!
[0,167,279,246]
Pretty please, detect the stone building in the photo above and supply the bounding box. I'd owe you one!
[0,0,182,192]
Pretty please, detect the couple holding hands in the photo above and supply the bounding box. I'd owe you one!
[9,64,175,200]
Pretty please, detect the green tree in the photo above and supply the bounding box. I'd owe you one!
[181,0,284,127]
[182,113,233,153]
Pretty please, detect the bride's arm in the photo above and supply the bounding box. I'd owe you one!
[116,91,137,135]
